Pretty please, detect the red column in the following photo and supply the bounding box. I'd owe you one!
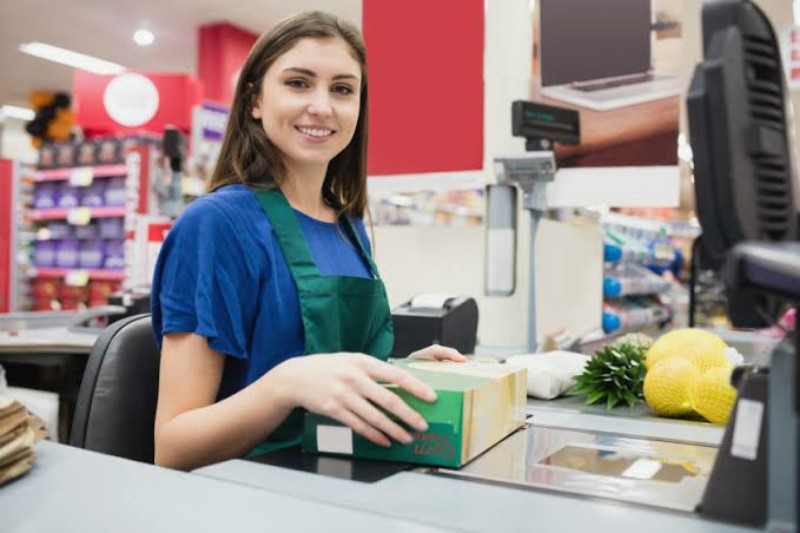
[363,0,484,175]
[198,23,258,106]
[0,159,12,313]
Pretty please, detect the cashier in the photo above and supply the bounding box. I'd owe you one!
[150,11,466,471]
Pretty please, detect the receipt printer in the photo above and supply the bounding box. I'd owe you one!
[390,295,479,357]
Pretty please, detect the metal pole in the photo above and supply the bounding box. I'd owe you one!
[527,211,540,353]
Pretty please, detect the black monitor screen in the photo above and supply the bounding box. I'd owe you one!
[540,0,652,86]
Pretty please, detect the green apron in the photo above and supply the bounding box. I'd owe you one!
[247,188,394,456]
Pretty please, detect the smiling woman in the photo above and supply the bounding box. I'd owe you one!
[252,38,362,221]
[150,11,465,471]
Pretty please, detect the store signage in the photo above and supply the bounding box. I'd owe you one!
[200,102,229,141]
[74,71,200,135]
[103,73,160,127]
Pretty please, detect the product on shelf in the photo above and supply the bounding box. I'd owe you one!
[54,143,76,168]
[59,284,89,311]
[74,222,98,239]
[78,239,105,269]
[56,182,80,208]
[603,263,671,298]
[38,143,56,169]
[96,137,122,165]
[602,297,672,334]
[603,230,676,267]
[33,241,56,268]
[48,222,72,239]
[80,181,107,207]
[32,183,58,209]
[76,140,96,166]
[33,298,58,312]
[98,217,124,239]
[88,280,119,307]
[55,238,80,268]
[104,177,126,207]
[30,278,61,300]
[103,240,125,269]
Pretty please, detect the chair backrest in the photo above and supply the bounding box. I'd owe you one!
[70,313,159,463]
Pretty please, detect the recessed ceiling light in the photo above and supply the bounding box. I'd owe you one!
[1,105,35,121]
[19,42,125,75]
[133,29,155,47]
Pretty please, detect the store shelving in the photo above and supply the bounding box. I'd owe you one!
[26,164,128,182]
[27,207,127,222]
[12,139,165,311]
[28,268,126,281]
[600,213,681,335]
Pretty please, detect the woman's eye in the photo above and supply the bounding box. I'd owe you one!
[333,85,354,95]
[286,78,309,89]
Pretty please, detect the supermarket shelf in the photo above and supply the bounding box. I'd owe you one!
[28,207,126,221]
[28,268,125,281]
[28,165,128,182]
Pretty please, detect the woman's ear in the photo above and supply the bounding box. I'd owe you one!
[249,83,262,119]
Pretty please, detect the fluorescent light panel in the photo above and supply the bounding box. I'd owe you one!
[19,42,126,75]
[1,105,35,121]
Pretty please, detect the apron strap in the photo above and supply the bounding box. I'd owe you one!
[252,189,320,279]
[342,217,381,281]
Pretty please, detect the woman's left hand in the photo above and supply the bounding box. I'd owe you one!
[407,344,468,362]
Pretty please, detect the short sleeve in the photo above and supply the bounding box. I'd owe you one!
[151,200,258,359]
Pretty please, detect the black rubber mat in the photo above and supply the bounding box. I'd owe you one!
[245,445,413,483]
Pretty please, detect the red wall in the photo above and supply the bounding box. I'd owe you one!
[198,23,258,107]
[363,0,484,175]
[0,159,12,313]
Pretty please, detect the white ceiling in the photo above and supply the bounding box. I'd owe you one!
[0,0,362,108]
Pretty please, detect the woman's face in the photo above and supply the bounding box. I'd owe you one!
[252,37,362,173]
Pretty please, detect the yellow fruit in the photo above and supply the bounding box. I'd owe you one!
[693,366,737,424]
[644,358,701,417]
[645,329,729,372]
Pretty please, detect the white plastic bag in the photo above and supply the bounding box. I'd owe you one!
[506,351,590,400]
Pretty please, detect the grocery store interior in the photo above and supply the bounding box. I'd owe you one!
[0,0,798,531]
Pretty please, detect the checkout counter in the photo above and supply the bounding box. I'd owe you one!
[0,408,754,533]
[0,321,774,532]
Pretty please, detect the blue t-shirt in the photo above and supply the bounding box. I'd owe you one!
[151,184,373,400]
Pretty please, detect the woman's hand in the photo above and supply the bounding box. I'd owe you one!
[408,344,468,362]
[275,353,437,448]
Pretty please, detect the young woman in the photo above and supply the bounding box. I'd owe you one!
[151,11,465,471]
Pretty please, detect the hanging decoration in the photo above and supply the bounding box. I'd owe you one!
[25,91,75,148]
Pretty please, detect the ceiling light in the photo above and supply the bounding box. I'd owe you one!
[133,29,155,47]
[1,105,35,121]
[19,42,126,75]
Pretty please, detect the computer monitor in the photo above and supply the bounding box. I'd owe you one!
[687,0,799,327]
[539,0,651,87]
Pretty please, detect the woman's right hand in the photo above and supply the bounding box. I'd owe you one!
[274,353,436,448]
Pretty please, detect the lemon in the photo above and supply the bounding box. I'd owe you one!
[645,328,729,372]
[643,358,700,417]
[692,366,737,424]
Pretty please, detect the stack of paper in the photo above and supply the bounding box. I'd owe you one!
[0,395,46,486]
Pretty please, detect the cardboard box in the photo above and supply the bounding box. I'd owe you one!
[302,360,527,468]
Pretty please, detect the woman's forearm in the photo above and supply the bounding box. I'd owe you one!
[155,363,296,471]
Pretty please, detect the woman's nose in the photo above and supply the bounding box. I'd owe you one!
[307,89,333,117]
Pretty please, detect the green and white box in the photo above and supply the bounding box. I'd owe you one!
[302,361,527,468]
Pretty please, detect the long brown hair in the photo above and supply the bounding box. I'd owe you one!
[209,12,369,218]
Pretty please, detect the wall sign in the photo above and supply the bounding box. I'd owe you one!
[103,73,160,128]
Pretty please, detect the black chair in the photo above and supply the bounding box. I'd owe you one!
[70,313,160,463]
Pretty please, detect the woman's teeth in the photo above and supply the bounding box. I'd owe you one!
[296,126,333,138]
